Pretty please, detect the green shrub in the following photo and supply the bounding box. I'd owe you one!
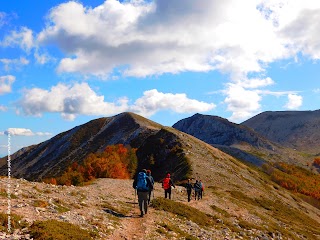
[30,220,97,240]
[0,213,28,231]
[151,197,214,226]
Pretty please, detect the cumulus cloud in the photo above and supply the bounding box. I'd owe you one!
[0,75,15,95]
[236,77,274,89]
[131,89,215,116]
[284,94,303,110]
[17,83,215,119]
[0,105,7,111]
[0,57,29,71]
[1,27,34,52]
[0,128,52,136]
[37,0,296,79]
[224,84,262,121]
[33,0,320,120]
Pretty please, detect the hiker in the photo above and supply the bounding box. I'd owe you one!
[146,170,154,205]
[185,179,193,202]
[162,172,175,199]
[199,180,204,199]
[194,180,201,200]
[133,169,153,217]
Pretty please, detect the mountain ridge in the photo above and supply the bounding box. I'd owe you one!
[242,109,320,155]
[172,113,311,168]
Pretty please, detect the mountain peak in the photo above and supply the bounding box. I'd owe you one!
[242,109,320,154]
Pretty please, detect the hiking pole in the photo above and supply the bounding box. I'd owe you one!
[172,186,174,200]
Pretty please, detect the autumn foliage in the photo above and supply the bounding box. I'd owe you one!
[313,157,320,168]
[263,162,320,200]
[46,144,138,186]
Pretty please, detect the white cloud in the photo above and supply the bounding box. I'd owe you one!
[257,90,299,97]
[236,77,274,89]
[17,83,215,119]
[224,84,261,121]
[0,12,7,28]
[30,0,320,119]
[131,89,215,116]
[37,0,294,79]
[34,50,52,64]
[0,105,7,111]
[1,128,52,136]
[0,57,29,71]
[4,128,34,136]
[284,94,303,109]
[1,27,33,52]
[0,75,15,95]
[313,88,320,93]
[35,132,52,136]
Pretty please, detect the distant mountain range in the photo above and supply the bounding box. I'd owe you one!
[173,113,312,168]
[1,110,319,181]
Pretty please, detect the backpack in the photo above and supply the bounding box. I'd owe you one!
[194,182,201,191]
[163,177,170,190]
[136,172,149,191]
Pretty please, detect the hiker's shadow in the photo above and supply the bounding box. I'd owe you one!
[103,203,142,219]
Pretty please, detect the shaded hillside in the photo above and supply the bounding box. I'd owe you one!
[173,113,309,167]
[242,110,320,155]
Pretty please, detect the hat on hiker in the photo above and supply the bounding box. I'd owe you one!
[166,173,170,178]
[142,169,147,173]
[146,170,151,174]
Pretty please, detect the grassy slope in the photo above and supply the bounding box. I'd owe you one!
[164,127,320,239]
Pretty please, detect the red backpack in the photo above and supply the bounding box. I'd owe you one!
[163,177,170,190]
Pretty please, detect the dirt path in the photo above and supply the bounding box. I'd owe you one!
[109,202,155,240]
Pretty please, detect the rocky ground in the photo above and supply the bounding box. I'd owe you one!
[0,175,319,240]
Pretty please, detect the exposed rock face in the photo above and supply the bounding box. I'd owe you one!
[242,110,320,155]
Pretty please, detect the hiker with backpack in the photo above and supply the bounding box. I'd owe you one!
[194,180,201,200]
[185,179,193,202]
[162,172,175,199]
[146,170,154,205]
[133,169,154,217]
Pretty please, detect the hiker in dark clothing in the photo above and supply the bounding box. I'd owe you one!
[199,180,204,199]
[194,180,201,200]
[133,169,153,217]
[162,173,175,199]
[146,170,154,205]
[185,179,193,202]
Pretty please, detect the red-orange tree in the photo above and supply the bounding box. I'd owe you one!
[48,144,137,186]
[263,162,320,200]
[313,157,320,168]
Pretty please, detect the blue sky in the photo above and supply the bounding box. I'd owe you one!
[1,0,320,157]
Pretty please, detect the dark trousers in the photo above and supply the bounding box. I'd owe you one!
[148,190,152,204]
[187,189,192,202]
[164,188,172,199]
[137,191,148,215]
[195,190,200,200]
